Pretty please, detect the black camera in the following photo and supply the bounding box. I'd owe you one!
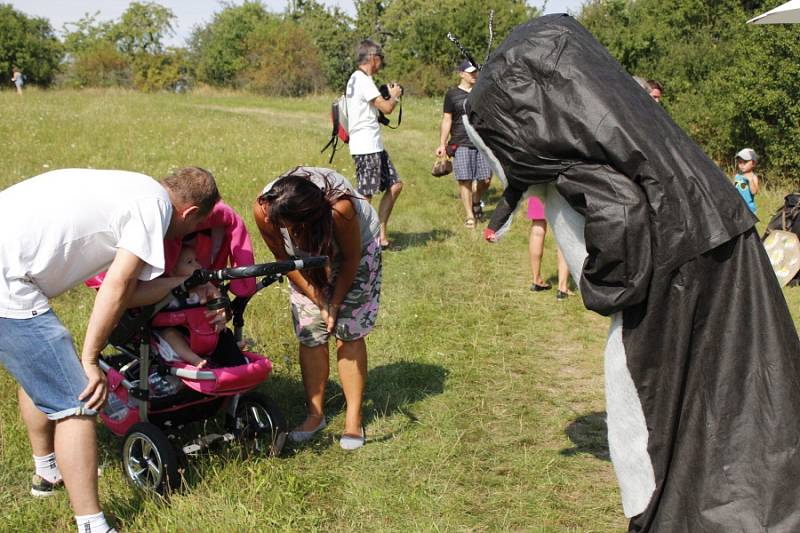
[379,83,403,100]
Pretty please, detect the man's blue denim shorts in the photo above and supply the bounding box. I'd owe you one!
[0,311,97,420]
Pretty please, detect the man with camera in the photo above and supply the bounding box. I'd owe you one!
[346,39,404,250]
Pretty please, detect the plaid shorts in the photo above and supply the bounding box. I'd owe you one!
[352,151,401,196]
[453,146,492,182]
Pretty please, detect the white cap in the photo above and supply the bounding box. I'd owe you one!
[736,148,757,162]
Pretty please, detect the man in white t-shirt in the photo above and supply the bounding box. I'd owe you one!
[0,167,220,533]
[346,39,404,250]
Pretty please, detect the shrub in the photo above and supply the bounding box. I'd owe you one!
[189,2,274,88]
[67,41,131,87]
[132,48,189,92]
[243,22,325,96]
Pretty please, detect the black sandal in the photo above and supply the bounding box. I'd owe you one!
[472,201,484,221]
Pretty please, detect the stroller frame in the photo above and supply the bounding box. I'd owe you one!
[98,257,326,493]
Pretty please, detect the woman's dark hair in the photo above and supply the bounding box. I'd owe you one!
[258,170,347,291]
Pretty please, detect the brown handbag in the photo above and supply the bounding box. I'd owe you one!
[431,155,453,177]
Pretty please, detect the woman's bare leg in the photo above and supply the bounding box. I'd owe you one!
[336,337,367,436]
[296,342,330,431]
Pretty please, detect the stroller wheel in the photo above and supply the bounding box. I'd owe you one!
[232,391,287,456]
[122,422,181,494]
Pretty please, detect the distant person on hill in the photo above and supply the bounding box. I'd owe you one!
[435,59,492,228]
[733,148,760,213]
[12,67,23,95]
[346,39,404,250]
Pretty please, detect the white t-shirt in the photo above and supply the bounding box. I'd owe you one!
[345,70,383,155]
[0,169,173,318]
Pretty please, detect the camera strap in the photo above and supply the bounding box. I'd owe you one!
[381,101,402,129]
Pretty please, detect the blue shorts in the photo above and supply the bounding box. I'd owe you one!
[0,311,97,420]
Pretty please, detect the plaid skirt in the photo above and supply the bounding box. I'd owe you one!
[453,146,491,181]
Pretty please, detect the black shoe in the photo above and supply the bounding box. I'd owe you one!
[31,474,62,497]
[472,202,484,221]
[556,290,569,301]
[530,283,552,292]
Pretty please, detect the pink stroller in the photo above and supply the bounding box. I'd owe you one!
[90,201,325,493]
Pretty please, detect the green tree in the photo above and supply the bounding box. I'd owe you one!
[62,12,117,55]
[377,0,537,95]
[244,19,325,95]
[114,1,176,55]
[580,0,800,183]
[353,0,387,43]
[290,0,356,91]
[62,12,128,88]
[62,3,182,91]
[132,47,188,92]
[0,4,63,86]
[68,40,131,87]
[190,1,274,87]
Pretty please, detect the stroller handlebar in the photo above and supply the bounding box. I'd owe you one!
[182,256,328,290]
[107,256,328,348]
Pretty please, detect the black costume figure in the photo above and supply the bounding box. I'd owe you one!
[464,14,800,532]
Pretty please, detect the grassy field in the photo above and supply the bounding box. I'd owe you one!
[0,88,797,532]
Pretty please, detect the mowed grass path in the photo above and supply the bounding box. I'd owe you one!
[0,89,796,532]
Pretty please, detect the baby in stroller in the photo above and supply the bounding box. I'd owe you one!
[154,244,230,369]
[95,200,326,493]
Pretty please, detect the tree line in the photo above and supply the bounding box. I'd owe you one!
[0,0,532,94]
[2,0,799,183]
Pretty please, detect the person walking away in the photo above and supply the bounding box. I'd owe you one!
[0,167,220,532]
[346,39,403,250]
[436,60,492,228]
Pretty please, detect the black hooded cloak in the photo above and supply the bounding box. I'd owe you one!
[465,14,800,532]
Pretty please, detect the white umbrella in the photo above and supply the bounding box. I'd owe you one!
[748,0,800,24]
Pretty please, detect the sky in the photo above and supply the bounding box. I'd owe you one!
[8,0,585,47]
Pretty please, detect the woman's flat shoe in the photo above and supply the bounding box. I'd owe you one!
[556,289,576,301]
[339,427,365,450]
[530,283,552,292]
[288,416,326,443]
